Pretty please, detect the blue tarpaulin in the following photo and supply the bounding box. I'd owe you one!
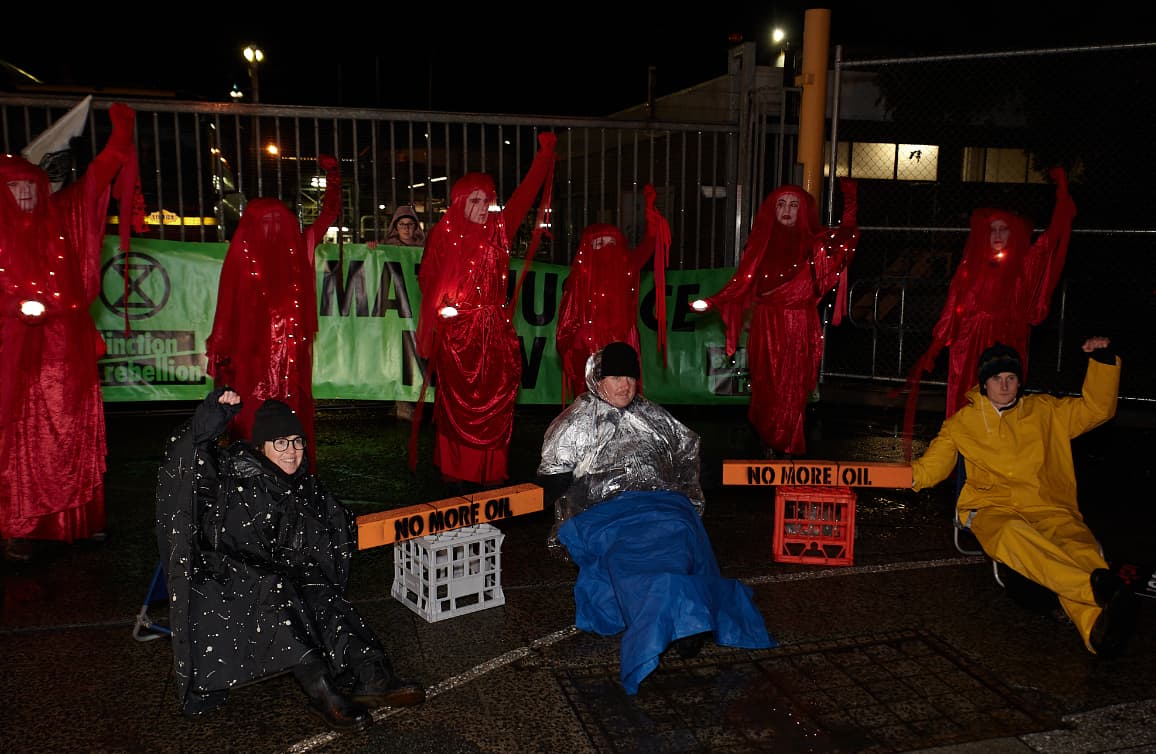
[557,489,776,694]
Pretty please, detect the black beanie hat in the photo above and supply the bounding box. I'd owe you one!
[597,341,640,380]
[977,343,1023,389]
[251,399,305,446]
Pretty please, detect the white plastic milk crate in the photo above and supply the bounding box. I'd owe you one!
[391,523,506,622]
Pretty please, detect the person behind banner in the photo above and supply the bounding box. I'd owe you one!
[537,342,775,694]
[205,155,342,472]
[381,204,426,247]
[555,184,669,402]
[413,132,557,491]
[0,102,140,563]
[910,337,1139,658]
[900,167,1076,457]
[156,389,425,730]
[690,179,859,459]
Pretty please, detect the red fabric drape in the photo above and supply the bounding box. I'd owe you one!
[898,167,1076,460]
[0,104,138,542]
[701,181,858,456]
[555,184,667,402]
[409,135,556,482]
[205,157,341,472]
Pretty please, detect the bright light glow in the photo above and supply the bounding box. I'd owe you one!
[229,84,243,101]
[265,143,279,156]
[19,299,46,318]
[243,46,264,64]
[772,28,785,44]
[408,176,449,189]
[691,299,709,312]
[439,306,458,318]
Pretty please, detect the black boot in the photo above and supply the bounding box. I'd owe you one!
[294,662,372,731]
[351,659,426,708]
[1089,569,1139,658]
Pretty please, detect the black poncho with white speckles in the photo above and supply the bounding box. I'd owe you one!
[156,390,386,715]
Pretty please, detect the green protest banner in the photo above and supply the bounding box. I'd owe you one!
[94,237,751,405]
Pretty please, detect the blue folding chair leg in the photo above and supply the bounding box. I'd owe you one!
[132,561,172,642]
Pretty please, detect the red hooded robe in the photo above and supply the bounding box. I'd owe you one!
[702,180,859,456]
[555,188,667,401]
[900,167,1075,458]
[415,135,556,485]
[205,156,341,471]
[0,103,138,542]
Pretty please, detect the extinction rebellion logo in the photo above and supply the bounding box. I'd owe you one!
[98,251,205,388]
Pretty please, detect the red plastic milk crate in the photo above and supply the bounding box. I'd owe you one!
[772,485,857,566]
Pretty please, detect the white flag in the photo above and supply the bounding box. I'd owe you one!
[21,95,92,192]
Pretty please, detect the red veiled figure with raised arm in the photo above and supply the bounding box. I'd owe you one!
[0,103,139,560]
[556,184,670,402]
[900,167,1075,458]
[205,155,342,472]
[414,132,556,488]
[691,179,859,458]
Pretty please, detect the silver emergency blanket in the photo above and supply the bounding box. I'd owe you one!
[538,349,705,550]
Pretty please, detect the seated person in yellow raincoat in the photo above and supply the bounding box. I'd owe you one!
[911,337,1138,657]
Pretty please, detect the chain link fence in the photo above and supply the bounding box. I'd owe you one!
[820,43,1156,406]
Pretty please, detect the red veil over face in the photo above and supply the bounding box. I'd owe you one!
[206,198,320,460]
[556,223,645,399]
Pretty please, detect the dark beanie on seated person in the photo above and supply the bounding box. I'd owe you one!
[598,341,640,380]
[977,343,1023,388]
[251,399,305,446]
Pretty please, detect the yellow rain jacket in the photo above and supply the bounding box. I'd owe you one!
[912,354,1120,650]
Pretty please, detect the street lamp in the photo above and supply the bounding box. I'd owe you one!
[243,45,264,103]
[771,28,787,68]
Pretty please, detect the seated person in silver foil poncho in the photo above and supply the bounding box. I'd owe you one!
[537,342,776,694]
[155,390,424,731]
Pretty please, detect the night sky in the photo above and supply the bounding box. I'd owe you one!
[4,4,1154,116]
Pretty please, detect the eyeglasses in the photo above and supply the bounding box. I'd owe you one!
[396,221,417,229]
[271,436,307,451]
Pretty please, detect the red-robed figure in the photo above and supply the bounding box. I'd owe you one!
[900,167,1075,458]
[692,179,859,457]
[414,132,556,487]
[205,155,341,472]
[0,103,139,554]
[555,184,670,401]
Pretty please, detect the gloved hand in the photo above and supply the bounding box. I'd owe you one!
[318,154,339,173]
[644,183,657,209]
[1049,166,1069,196]
[538,132,557,152]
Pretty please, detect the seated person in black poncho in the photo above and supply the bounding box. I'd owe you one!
[156,389,424,731]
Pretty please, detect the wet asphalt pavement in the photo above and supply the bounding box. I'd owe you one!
[1,383,1153,753]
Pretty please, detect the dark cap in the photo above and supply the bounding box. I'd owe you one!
[977,343,1023,387]
[597,341,640,380]
[251,399,305,446]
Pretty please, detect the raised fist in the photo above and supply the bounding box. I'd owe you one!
[644,184,656,208]
[1049,166,1069,195]
[538,132,557,152]
[318,154,338,172]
